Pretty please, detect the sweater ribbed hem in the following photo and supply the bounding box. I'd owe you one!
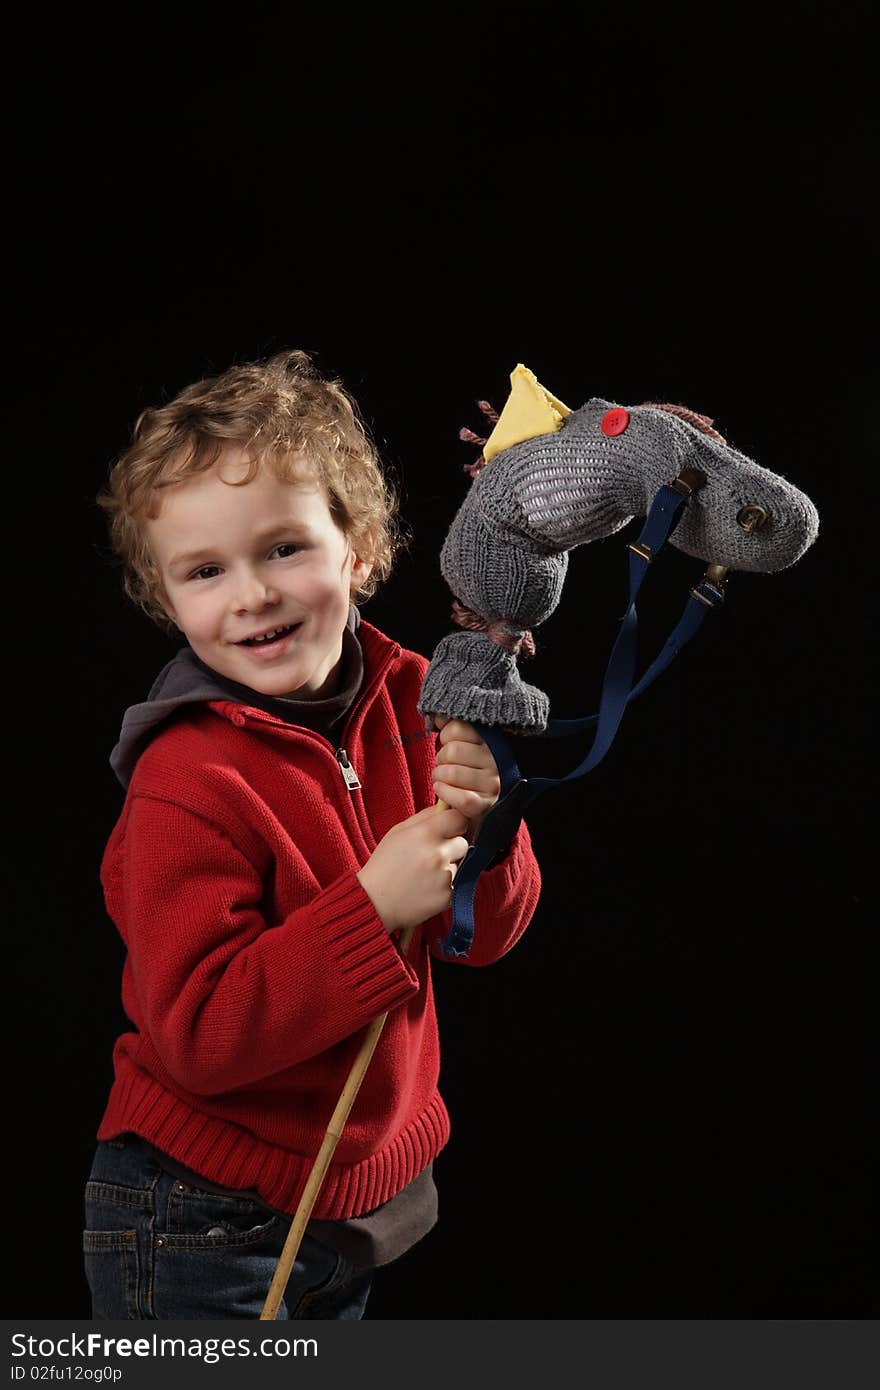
[95,1066,451,1220]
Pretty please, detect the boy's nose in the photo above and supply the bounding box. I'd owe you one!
[232,573,281,612]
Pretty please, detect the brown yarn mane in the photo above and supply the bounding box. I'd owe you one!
[459,398,726,478]
[639,401,727,443]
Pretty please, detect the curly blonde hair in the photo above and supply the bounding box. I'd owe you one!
[96,350,406,635]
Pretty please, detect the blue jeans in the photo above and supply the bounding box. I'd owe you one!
[83,1135,373,1320]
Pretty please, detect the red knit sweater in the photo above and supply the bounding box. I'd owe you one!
[96,620,541,1219]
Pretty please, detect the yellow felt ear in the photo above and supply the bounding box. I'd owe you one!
[482,363,570,464]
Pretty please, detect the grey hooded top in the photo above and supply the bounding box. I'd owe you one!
[106,606,436,1270]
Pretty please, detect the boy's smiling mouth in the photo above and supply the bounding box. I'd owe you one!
[236,622,302,650]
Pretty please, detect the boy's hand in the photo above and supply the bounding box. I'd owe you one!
[431,717,502,840]
[356,806,471,935]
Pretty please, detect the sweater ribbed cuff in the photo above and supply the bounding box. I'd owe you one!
[319,870,420,1011]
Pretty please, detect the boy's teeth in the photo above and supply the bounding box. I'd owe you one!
[247,625,293,644]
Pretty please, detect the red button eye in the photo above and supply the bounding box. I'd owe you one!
[601,407,630,437]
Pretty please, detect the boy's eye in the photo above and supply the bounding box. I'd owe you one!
[187,544,298,581]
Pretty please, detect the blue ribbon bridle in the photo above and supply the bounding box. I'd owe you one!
[436,469,725,958]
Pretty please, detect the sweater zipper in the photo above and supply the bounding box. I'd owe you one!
[222,634,397,848]
[335,748,362,791]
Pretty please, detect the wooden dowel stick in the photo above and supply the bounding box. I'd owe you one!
[259,800,448,1320]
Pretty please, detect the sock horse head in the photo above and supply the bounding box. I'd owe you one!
[417,366,820,957]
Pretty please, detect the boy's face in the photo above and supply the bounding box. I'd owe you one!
[146,449,373,699]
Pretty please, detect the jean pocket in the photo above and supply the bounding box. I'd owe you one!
[163,1182,282,1247]
[85,1178,154,1226]
[150,1183,287,1318]
[82,1229,140,1319]
[285,1238,349,1318]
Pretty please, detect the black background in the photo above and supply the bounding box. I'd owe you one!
[7,4,877,1318]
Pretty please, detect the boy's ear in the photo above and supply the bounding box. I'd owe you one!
[348,534,376,592]
[155,585,179,626]
[349,551,374,592]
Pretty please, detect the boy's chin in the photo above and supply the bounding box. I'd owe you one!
[231,656,339,702]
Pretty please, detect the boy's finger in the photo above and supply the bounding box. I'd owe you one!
[448,835,471,863]
[416,799,462,813]
[433,764,498,793]
[411,803,458,825]
[433,782,493,825]
[435,740,493,770]
[431,804,470,833]
[437,719,482,745]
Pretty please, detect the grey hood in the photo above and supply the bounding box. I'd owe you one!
[110,607,362,790]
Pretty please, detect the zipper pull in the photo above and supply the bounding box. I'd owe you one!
[336,748,362,791]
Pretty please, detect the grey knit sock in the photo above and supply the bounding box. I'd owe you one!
[417,631,550,733]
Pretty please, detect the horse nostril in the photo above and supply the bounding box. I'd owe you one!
[737,504,771,533]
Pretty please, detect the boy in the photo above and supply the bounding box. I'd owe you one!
[84,349,542,1319]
